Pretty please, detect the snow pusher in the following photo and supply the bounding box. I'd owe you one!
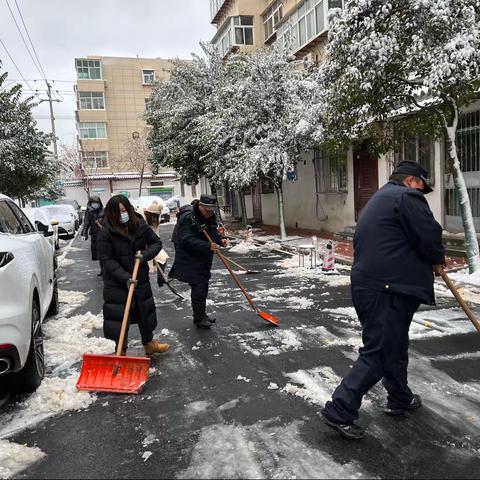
[77,255,150,394]
[201,230,279,327]
[223,255,260,275]
[440,270,480,333]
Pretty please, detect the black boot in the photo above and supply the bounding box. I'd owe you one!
[321,411,365,440]
[385,394,422,416]
[192,300,211,329]
[206,315,216,324]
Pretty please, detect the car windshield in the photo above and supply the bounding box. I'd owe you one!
[55,200,78,209]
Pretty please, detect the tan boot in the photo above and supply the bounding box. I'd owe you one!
[144,340,170,356]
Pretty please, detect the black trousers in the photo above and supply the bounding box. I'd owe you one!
[115,302,154,351]
[323,286,420,423]
[188,281,209,321]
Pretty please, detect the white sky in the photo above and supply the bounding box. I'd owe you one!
[0,0,216,147]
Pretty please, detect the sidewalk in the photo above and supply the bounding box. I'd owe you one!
[226,223,467,271]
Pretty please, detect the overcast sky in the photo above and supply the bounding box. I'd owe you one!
[0,0,216,146]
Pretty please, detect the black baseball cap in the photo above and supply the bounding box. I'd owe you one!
[393,160,433,194]
[199,194,217,211]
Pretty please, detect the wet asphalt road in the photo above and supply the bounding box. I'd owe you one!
[3,224,480,479]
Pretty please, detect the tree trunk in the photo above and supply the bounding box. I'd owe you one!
[445,125,480,273]
[239,190,248,227]
[274,182,287,241]
[139,164,145,197]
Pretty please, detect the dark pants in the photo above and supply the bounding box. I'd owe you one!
[188,281,209,321]
[115,303,154,351]
[323,286,421,424]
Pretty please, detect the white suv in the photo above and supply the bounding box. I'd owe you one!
[0,194,58,392]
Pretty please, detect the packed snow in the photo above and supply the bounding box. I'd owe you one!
[0,440,45,479]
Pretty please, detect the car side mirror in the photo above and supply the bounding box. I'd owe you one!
[35,221,51,236]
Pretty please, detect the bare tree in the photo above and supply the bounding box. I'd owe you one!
[121,128,152,197]
[59,142,99,198]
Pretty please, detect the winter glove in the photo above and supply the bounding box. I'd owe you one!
[134,252,144,262]
[126,278,138,290]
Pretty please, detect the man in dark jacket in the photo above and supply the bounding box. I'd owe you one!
[322,160,445,440]
[171,194,226,329]
[81,196,104,275]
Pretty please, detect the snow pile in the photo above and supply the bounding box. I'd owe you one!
[0,375,95,439]
[0,440,45,479]
[410,308,476,338]
[229,242,258,254]
[185,401,211,417]
[236,375,251,383]
[449,269,480,287]
[178,420,369,479]
[250,287,314,310]
[59,258,75,267]
[267,382,279,390]
[58,289,86,305]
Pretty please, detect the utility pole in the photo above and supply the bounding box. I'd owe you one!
[39,81,61,160]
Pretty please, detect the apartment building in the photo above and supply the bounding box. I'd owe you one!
[65,56,203,206]
[209,0,480,239]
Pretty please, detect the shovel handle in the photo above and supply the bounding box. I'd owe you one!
[116,254,142,356]
[201,230,258,312]
[441,270,480,333]
[223,255,249,272]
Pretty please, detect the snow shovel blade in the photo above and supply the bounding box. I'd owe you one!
[77,353,150,394]
[257,310,280,327]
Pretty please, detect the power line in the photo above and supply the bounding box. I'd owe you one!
[0,38,40,96]
[4,0,46,81]
[13,0,48,80]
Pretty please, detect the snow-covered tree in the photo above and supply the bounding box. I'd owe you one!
[314,0,480,272]
[121,128,152,196]
[145,44,224,185]
[206,48,315,239]
[0,66,53,200]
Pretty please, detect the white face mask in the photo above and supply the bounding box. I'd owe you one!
[120,212,130,224]
[91,202,100,209]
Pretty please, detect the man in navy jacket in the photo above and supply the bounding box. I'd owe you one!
[322,161,445,439]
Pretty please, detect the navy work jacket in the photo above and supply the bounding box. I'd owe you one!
[351,181,445,305]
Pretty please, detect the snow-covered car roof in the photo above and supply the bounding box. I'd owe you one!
[0,193,13,201]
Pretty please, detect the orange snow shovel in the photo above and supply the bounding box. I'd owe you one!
[77,255,151,394]
[440,270,480,333]
[202,230,279,327]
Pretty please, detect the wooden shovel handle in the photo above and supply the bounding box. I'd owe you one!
[201,229,258,312]
[116,254,142,356]
[441,270,480,333]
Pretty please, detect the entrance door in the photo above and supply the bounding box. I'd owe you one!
[252,180,262,223]
[354,142,378,220]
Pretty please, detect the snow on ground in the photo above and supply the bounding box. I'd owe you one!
[411,308,476,338]
[58,289,86,305]
[250,287,314,310]
[185,401,211,417]
[0,440,45,479]
[230,325,356,357]
[450,268,480,287]
[228,241,259,254]
[178,420,368,479]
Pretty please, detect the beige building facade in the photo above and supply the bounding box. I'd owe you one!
[68,55,205,206]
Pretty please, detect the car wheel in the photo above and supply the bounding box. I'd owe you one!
[47,274,59,316]
[9,297,45,393]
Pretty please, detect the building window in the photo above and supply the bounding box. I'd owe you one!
[314,148,347,193]
[79,122,107,139]
[260,176,275,194]
[394,133,434,183]
[75,59,102,80]
[142,70,155,85]
[81,151,109,169]
[234,16,254,45]
[456,110,480,173]
[78,92,105,110]
[263,0,283,42]
[276,0,344,53]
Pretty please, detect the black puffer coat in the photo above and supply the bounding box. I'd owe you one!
[351,180,445,305]
[171,204,222,284]
[97,214,162,342]
[81,205,104,261]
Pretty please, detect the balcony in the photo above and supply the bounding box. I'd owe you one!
[274,0,344,57]
[212,16,254,59]
[210,0,234,25]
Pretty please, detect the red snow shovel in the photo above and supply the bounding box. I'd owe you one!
[202,230,279,327]
[440,270,480,333]
[77,255,151,394]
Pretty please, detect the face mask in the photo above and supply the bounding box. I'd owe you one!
[120,212,130,224]
[91,202,100,209]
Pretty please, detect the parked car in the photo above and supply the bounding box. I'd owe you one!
[63,204,80,230]
[0,194,58,393]
[54,198,83,225]
[134,196,171,223]
[23,207,60,250]
[41,205,75,238]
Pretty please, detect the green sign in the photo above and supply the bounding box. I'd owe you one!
[119,191,130,198]
[92,187,106,193]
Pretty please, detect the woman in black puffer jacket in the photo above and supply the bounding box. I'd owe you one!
[97,194,170,356]
[81,196,104,275]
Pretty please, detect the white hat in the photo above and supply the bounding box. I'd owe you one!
[145,201,164,214]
